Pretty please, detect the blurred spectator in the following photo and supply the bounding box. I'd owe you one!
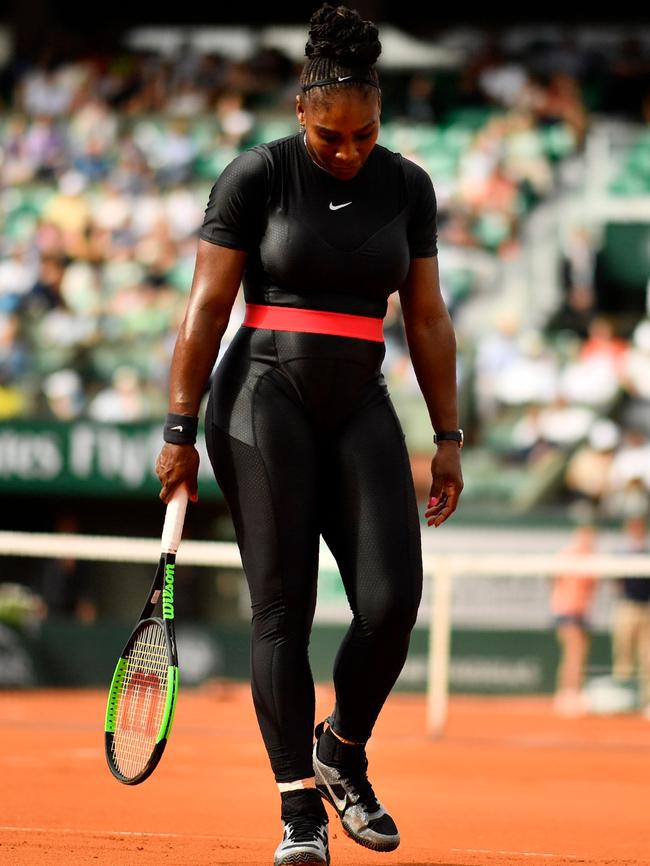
[42,368,84,420]
[565,418,620,504]
[605,431,650,513]
[545,284,595,339]
[215,91,254,147]
[621,318,650,435]
[611,504,650,716]
[510,398,595,464]
[473,309,522,422]
[556,316,626,410]
[403,74,436,124]
[37,513,96,621]
[550,518,599,717]
[21,253,67,314]
[0,243,38,314]
[87,365,149,422]
[492,329,558,407]
[0,313,28,417]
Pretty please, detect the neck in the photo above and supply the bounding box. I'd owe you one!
[302,132,330,176]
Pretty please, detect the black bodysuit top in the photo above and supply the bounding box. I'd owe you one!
[200,132,438,318]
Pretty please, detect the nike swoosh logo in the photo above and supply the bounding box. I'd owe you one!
[338,76,352,82]
[322,778,348,813]
[170,425,184,431]
[329,201,352,211]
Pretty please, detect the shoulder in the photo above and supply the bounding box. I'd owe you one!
[375,144,436,198]
[400,154,436,196]
[217,145,273,187]
[219,133,300,184]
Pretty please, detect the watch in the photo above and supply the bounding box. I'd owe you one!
[434,429,464,448]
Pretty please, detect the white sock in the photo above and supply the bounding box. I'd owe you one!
[277,777,316,793]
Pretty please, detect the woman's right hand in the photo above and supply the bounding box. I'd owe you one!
[155,442,200,504]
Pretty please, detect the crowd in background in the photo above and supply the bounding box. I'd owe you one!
[1,27,650,520]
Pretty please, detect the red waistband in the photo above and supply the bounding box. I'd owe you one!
[242,304,384,343]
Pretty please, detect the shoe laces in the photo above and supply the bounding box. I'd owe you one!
[341,755,380,813]
[285,816,326,843]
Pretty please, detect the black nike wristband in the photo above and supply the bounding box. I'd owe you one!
[163,412,198,445]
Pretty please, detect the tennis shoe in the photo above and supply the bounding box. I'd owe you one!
[313,721,400,852]
[273,815,330,866]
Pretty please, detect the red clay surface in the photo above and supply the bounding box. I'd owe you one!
[2,685,650,866]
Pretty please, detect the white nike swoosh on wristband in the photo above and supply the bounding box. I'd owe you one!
[170,425,184,431]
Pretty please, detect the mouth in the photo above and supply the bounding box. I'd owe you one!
[329,165,359,179]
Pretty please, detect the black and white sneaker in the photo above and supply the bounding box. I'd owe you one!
[313,721,400,852]
[273,816,330,866]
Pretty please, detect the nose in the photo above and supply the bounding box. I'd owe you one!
[334,140,358,165]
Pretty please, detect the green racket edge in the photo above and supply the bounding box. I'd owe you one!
[104,657,179,786]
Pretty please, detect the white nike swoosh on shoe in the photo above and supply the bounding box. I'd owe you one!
[329,201,352,211]
[321,778,348,813]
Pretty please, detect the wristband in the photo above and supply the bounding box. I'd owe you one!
[163,412,198,445]
[433,429,464,448]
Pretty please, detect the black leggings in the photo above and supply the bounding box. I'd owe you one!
[205,326,423,782]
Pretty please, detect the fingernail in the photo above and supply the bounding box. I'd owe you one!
[428,496,438,507]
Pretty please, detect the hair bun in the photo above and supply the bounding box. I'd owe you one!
[305,4,381,67]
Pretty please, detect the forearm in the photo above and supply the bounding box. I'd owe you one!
[168,307,228,416]
[166,241,245,418]
[403,310,459,433]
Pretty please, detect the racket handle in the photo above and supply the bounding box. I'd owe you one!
[161,487,189,553]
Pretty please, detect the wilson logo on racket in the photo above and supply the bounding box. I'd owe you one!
[162,563,175,620]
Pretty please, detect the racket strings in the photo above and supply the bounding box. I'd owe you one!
[111,622,169,779]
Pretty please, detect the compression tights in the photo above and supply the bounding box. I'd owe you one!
[205,325,423,782]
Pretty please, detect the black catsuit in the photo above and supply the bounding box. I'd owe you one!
[201,132,437,782]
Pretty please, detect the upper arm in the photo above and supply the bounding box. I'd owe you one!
[200,148,270,251]
[399,256,449,328]
[183,239,247,332]
[404,159,438,259]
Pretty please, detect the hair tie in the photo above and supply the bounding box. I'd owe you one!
[302,76,380,93]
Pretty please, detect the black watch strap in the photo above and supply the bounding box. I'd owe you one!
[434,429,464,447]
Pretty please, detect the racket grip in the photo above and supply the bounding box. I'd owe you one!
[161,487,189,553]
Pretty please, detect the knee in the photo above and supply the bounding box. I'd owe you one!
[251,597,314,645]
[358,590,420,639]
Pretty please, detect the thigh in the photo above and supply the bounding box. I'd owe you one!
[206,368,321,611]
[320,396,423,620]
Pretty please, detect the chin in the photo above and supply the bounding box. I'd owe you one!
[330,166,360,180]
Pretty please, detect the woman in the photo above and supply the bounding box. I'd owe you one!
[156,5,463,865]
[550,522,598,716]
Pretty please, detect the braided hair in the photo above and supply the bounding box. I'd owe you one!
[300,4,382,99]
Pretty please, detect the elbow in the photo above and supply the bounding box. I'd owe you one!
[406,311,454,341]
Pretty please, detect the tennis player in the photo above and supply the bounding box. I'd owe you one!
[156,4,463,864]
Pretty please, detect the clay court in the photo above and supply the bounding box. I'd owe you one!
[2,686,650,866]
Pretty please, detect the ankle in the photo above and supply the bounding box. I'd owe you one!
[317,725,365,769]
[280,788,327,822]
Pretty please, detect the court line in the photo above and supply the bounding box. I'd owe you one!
[452,848,582,860]
[0,825,272,843]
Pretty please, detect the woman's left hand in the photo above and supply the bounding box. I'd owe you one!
[425,443,464,527]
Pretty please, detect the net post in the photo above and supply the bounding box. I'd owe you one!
[426,555,453,739]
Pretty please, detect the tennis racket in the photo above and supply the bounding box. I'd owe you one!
[104,486,188,785]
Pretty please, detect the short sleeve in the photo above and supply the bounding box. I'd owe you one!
[403,159,438,259]
[199,148,270,251]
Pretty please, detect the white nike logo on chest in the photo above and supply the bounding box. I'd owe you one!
[329,201,352,211]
